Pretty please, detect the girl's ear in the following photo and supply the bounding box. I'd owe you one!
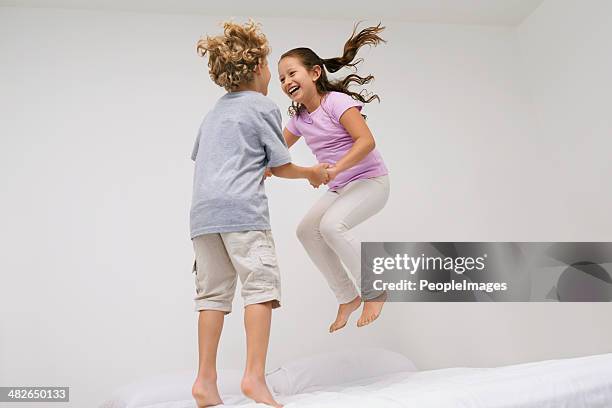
[311,65,322,82]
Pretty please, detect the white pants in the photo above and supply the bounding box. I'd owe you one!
[296,175,390,303]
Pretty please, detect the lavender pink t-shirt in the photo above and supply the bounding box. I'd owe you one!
[285,91,388,191]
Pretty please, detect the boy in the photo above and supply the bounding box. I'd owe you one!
[190,20,328,407]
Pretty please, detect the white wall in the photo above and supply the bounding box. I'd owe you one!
[0,3,611,407]
[517,0,612,238]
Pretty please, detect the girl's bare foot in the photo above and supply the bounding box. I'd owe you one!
[329,295,362,333]
[241,374,283,407]
[192,375,223,407]
[357,291,387,327]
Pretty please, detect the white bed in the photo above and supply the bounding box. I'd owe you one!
[100,349,612,408]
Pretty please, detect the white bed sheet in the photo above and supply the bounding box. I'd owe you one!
[283,352,612,407]
[102,353,612,408]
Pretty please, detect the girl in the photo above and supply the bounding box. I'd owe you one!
[277,23,390,333]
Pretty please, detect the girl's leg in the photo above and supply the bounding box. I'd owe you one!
[241,301,282,408]
[297,191,360,303]
[193,310,225,407]
[318,176,390,327]
[296,191,362,332]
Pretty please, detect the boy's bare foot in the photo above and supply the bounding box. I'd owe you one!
[329,295,362,333]
[357,291,387,328]
[241,374,283,407]
[192,375,223,407]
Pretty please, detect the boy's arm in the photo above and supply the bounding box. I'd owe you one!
[271,163,329,187]
[270,163,310,179]
[263,128,300,180]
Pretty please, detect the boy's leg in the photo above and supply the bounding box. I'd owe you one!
[222,231,282,407]
[193,310,224,407]
[191,234,237,407]
[241,301,281,407]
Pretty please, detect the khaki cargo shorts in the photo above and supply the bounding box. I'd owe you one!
[191,230,281,313]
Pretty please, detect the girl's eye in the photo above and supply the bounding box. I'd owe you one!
[290,72,295,77]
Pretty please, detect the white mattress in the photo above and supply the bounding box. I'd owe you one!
[102,353,612,408]
[281,353,612,407]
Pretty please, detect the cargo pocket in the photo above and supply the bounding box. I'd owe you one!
[258,250,277,268]
[250,242,278,289]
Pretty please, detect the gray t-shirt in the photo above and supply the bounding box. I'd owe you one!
[190,91,291,238]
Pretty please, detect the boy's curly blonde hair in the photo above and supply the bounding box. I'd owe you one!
[196,20,270,91]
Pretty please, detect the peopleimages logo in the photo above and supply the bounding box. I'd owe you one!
[372,253,487,275]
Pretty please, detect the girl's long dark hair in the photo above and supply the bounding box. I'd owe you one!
[281,22,386,118]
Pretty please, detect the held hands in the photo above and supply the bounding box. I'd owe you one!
[308,163,339,188]
[325,166,339,183]
[308,163,329,188]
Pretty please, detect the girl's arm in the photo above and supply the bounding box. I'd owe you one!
[328,107,376,179]
[283,128,300,148]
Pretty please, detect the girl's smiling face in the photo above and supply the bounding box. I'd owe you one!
[278,56,321,103]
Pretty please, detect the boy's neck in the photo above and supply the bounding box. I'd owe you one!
[233,82,264,95]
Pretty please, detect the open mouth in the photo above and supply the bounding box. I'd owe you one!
[288,85,300,96]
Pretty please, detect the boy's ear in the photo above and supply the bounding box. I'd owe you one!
[254,59,267,75]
